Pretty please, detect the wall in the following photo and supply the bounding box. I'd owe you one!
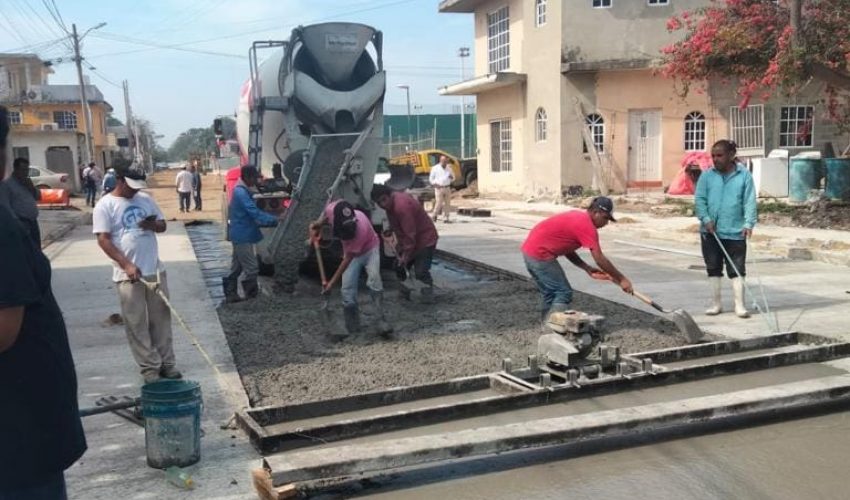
[9,130,80,184]
[561,72,598,189]
[8,102,111,150]
[476,84,526,196]
[562,0,706,63]
[473,0,525,76]
[596,70,719,189]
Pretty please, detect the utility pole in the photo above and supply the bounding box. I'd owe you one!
[122,79,135,163]
[397,84,412,149]
[72,24,94,166]
[458,47,470,159]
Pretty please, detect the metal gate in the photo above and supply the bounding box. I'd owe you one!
[628,109,661,187]
[729,105,765,158]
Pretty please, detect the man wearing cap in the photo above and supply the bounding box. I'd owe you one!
[93,164,180,384]
[311,200,393,337]
[223,166,278,303]
[521,197,633,321]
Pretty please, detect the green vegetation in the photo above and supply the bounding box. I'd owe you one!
[167,117,236,162]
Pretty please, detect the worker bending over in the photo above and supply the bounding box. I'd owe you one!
[312,200,393,337]
[371,184,438,303]
[521,197,633,321]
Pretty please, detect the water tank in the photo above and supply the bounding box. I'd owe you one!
[824,158,850,201]
[789,158,822,202]
[752,157,788,198]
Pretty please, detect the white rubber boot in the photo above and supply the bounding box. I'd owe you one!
[705,277,723,315]
[732,277,750,318]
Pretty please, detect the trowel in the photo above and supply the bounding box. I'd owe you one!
[632,290,704,343]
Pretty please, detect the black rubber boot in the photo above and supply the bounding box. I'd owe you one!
[343,305,361,335]
[222,277,242,304]
[369,290,394,339]
[241,278,259,299]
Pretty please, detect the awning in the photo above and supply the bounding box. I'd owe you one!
[438,72,526,96]
[561,59,659,74]
[438,0,490,13]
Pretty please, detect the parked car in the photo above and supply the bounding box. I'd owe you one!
[28,165,70,190]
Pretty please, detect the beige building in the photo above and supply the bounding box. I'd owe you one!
[439,0,841,197]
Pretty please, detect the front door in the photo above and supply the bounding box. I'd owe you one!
[628,109,662,188]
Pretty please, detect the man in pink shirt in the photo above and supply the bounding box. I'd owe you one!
[313,200,392,337]
[521,197,633,321]
[370,184,439,303]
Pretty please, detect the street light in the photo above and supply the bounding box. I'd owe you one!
[72,21,107,165]
[458,47,470,159]
[413,104,423,144]
[396,84,412,149]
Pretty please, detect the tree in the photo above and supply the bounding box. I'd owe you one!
[167,117,236,161]
[661,0,850,129]
[106,115,124,127]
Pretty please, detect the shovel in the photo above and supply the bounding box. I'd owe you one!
[312,236,331,316]
[632,290,704,343]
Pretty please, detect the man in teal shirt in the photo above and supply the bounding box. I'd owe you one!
[695,139,757,318]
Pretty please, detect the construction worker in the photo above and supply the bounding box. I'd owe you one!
[521,197,633,321]
[311,200,393,337]
[370,184,438,303]
[3,157,41,246]
[223,166,278,303]
[695,139,757,318]
[175,165,193,213]
[0,105,87,500]
[191,163,203,211]
[429,155,454,223]
[94,164,180,384]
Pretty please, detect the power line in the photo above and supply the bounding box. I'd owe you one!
[89,32,245,59]
[40,0,68,34]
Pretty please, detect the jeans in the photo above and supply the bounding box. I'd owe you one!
[227,243,259,281]
[84,183,97,206]
[701,233,746,278]
[408,245,435,286]
[178,191,191,211]
[0,472,67,500]
[341,246,382,307]
[193,189,202,210]
[523,253,573,316]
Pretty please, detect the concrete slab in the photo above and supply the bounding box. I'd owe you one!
[46,224,258,499]
[435,212,850,342]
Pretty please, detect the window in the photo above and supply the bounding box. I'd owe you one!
[648,0,669,5]
[593,0,612,7]
[487,6,510,73]
[8,111,22,124]
[535,0,547,26]
[684,111,706,151]
[12,146,30,161]
[490,119,512,172]
[535,108,547,142]
[584,113,605,153]
[53,110,78,130]
[729,104,764,155]
[779,105,814,147]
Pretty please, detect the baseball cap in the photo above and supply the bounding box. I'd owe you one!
[116,164,148,189]
[332,201,358,240]
[589,196,616,222]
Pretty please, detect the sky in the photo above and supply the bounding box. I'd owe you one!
[0,0,475,146]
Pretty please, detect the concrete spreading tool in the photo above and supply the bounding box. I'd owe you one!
[632,290,703,343]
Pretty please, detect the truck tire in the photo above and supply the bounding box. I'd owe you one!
[464,169,477,188]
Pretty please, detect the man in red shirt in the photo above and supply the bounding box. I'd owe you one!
[371,184,438,303]
[521,197,633,321]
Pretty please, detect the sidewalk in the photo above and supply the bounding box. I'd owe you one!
[436,208,850,342]
[46,223,257,499]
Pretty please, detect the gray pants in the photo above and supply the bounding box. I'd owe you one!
[433,186,451,221]
[117,272,175,377]
[227,243,259,281]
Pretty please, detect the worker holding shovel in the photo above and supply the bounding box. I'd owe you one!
[311,200,393,338]
[695,139,757,318]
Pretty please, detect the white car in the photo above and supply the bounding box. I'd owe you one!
[28,165,71,190]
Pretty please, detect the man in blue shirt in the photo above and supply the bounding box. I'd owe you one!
[694,140,757,318]
[224,166,278,303]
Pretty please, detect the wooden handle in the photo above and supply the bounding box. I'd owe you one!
[632,290,663,312]
[313,243,328,286]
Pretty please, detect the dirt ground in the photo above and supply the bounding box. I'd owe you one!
[145,168,224,221]
[217,261,695,408]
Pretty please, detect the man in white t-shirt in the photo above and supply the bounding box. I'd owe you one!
[428,155,455,223]
[175,166,193,213]
[93,164,180,384]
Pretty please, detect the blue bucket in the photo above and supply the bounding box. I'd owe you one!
[141,380,202,469]
[824,158,850,201]
[789,158,823,202]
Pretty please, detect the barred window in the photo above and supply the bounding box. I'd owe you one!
[584,113,604,153]
[8,111,22,124]
[684,111,706,151]
[490,118,512,172]
[53,110,78,130]
[535,0,547,26]
[535,108,547,142]
[593,0,612,7]
[779,105,814,147]
[487,6,510,73]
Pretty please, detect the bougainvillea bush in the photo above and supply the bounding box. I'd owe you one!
[661,0,850,130]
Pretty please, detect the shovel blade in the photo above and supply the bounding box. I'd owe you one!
[671,309,704,343]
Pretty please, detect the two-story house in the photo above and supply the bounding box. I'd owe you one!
[439,0,840,197]
[1,54,114,191]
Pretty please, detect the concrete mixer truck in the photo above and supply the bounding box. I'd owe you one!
[228,22,408,292]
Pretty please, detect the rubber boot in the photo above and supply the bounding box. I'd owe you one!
[420,285,435,304]
[222,277,242,304]
[343,305,361,335]
[370,290,395,339]
[705,277,722,315]
[732,277,750,318]
[241,278,259,299]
